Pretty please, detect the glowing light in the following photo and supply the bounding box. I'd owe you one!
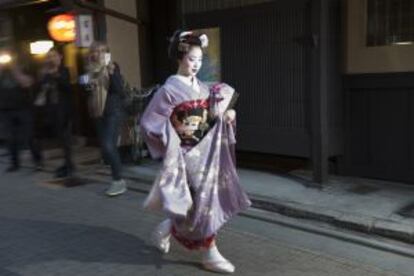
[30,40,54,55]
[392,41,413,46]
[0,53,12,64]
[48,14,76,42]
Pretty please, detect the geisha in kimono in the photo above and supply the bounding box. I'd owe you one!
[140,30,251,274]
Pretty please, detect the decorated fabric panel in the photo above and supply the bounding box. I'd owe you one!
[170,98,212,146]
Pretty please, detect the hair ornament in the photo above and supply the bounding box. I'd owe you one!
[179,31,194,40]
[199,34,209,48]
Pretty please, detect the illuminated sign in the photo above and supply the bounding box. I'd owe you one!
[30,40,54,55]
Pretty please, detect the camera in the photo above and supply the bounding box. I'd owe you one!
[104,53,111,66]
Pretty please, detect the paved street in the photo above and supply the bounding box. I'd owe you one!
[0,161,405,276]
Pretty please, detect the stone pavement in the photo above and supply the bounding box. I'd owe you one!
[0,162,400,276]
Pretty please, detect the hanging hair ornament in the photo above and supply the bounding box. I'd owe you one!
[177,31,193,52]
[179,31,193,40]
[199,34,209,48]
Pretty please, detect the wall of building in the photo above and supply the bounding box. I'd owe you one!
[343,0,414,183]
[343,73,414,183]
[104,0,141,88]
[346,0,414,74]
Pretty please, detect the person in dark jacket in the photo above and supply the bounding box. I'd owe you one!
[38,47,75,178]
[85,42,126,196]
[0,50,42,172]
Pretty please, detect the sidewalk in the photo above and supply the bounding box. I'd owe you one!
[10,145,414,244]
[105,159,414,244]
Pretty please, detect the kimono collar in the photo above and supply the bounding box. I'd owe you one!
[170,74,201,93]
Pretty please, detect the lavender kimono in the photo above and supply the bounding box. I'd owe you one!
[140,76,251,249]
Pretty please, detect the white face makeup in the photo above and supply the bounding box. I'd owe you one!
[178,46,203,77]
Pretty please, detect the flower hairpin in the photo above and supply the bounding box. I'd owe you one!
[176,31,193,52]
[199,34,208,48]
[178,31,209,48]
[211,83,224,94]
[210,83,225,103]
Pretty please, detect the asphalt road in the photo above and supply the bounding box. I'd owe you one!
[0,161,410,276]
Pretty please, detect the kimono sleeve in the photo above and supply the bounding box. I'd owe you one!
[140,87,175,159]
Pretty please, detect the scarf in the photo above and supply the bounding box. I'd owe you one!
[87,62,109,117]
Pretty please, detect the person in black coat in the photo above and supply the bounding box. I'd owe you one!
[38,47,75,178]
[0,51,42,172]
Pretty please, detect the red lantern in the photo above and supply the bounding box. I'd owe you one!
[47,14,76,42]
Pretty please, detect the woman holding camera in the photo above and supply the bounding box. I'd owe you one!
[85,42,127,196]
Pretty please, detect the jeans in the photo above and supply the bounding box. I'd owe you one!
[95,112,124,181]
[41,104,74,171]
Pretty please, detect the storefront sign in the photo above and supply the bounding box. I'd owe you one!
[76,14,94,47]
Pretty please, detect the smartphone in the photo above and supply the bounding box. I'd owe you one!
[104,53,111,66]
[78,74,90,85]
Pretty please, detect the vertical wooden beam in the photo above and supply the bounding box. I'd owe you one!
[136,0,154,87]
[311,0,329,183]
[94,0,107,41]
[149,0,182,82]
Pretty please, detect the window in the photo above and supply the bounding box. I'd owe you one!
[0,14,12,48]
[367,0,414,46]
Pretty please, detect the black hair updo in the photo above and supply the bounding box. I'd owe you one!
[168,30,207,60]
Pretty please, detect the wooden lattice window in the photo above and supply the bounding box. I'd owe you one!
[0,14,12,47]
[367,0,414,46]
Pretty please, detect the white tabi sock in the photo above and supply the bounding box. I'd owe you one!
[202,245,235,273]
[152,219,171,253]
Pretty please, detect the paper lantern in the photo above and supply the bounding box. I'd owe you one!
[47,14,76,42]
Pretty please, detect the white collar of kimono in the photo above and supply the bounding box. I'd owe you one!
[171,74,201,93]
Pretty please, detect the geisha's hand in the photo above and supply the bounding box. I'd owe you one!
[224,109,236,124]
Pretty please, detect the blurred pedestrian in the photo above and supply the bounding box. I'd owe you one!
[37,47,74,178]
[0,50,42,172]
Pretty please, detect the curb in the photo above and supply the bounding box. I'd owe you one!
[242,194,414,244]
[112,165,414,245]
